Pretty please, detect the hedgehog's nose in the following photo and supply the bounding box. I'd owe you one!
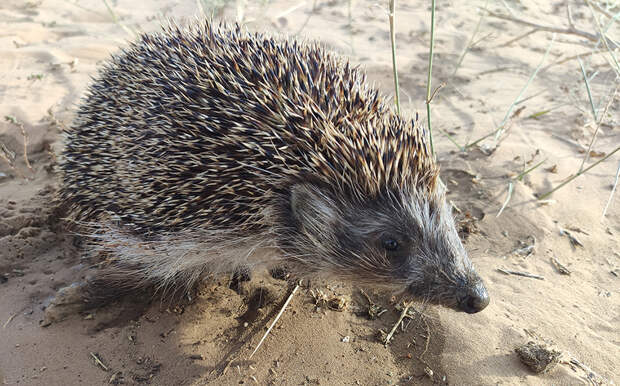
[458,282,490,314]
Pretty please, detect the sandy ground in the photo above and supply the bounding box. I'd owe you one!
[1,0,619,385]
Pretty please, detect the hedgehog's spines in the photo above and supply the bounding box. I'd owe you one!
[60,20,439,234]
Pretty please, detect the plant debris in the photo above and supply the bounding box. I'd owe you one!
[550,257,571,275]
[512,236,536,256]
[310,289,348,311]
[559,228,584,248]
[359,289,387,320]
[515,341,561,374]
[90,352,109,372]
[497,268,544,280]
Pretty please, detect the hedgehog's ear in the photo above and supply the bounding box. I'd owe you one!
[290,183,337,227]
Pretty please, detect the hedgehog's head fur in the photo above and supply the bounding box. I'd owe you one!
[277,179,489,314]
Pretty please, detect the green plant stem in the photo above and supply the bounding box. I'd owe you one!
[515,158,546,181]
[493,33,556,142]
[388,0,400,115]
[464,34,555,150]
[496,181,513,217]
[538,146,620,200]
[452,0,488,77]
[578,69,617,173]
[439,128,464,151]
[425,0,436,155]
[584,0,620,76]
[102,0,136,36]
[577,56,598,121]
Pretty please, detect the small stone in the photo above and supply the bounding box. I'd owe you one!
[515,341,562,374]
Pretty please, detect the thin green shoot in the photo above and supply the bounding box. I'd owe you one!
[464,34,555,150]
[577,56,598,122]
[451,0,489,78]
[296,0,318,35]
[497,158,546,217]
[388,0,400,115]
[580,84,617,173]
[492,33,556,143]
[528,110,551,119]
[585,0,620,76]
[102,0,137,36]
[425,0,436,155]
[526,102,569,119]
[538,146,620,200]
[515,158,547,181]
[439,128,465,152]
[496,182,513,217]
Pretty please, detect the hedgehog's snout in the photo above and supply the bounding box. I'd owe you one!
[456,281,490,313]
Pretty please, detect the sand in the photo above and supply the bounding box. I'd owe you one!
[0,0,618,384]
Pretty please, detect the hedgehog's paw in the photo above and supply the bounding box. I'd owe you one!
[269,266,290,281]
[41,282,90,327]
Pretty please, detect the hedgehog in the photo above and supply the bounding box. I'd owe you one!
[59,21,489,314]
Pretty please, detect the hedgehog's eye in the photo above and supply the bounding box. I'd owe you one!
[383,238,399,251]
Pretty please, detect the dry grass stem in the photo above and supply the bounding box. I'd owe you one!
[538,146,620,200]
[249,283,300,359]
[451,0,489,77]
[498,28,537,47]
[492,34,556,143]
[550,257,571,275]
[4,115,33,174]
[563,352,608,384]
[602,161,620,218]
[419,317,431,362]
[496,182,514,217]
[559,228,584,248]
[580,85,617,172]
[0,141,16,169]
[542,50,608,71]
[295,0,318,35]
[486,10,618,49]
[497,268,544,280]
[584,0,620,75]
[102,0,137,36]
[3,314,16,328]
[589,1,615,18]
[274,2,306,20]
[383,300,413,346]
[388,0,400,115]
[425,0,437,155]
[89,352,109,371]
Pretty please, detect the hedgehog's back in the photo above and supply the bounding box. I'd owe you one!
[60,21,437,234]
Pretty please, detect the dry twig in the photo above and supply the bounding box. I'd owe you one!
[3,314,16,328]
[90,352,109,371]
[550,257,571,275]
[249,282,300,359]
[602,161,620,218]
[486,10,617,49]
[559,228,584,248]
[384,301,413,346]
[497,268,544,280]
[579,81,617,173]
[4,115,33,173]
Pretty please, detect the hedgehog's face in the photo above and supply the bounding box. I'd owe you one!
[287,183,489,314]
